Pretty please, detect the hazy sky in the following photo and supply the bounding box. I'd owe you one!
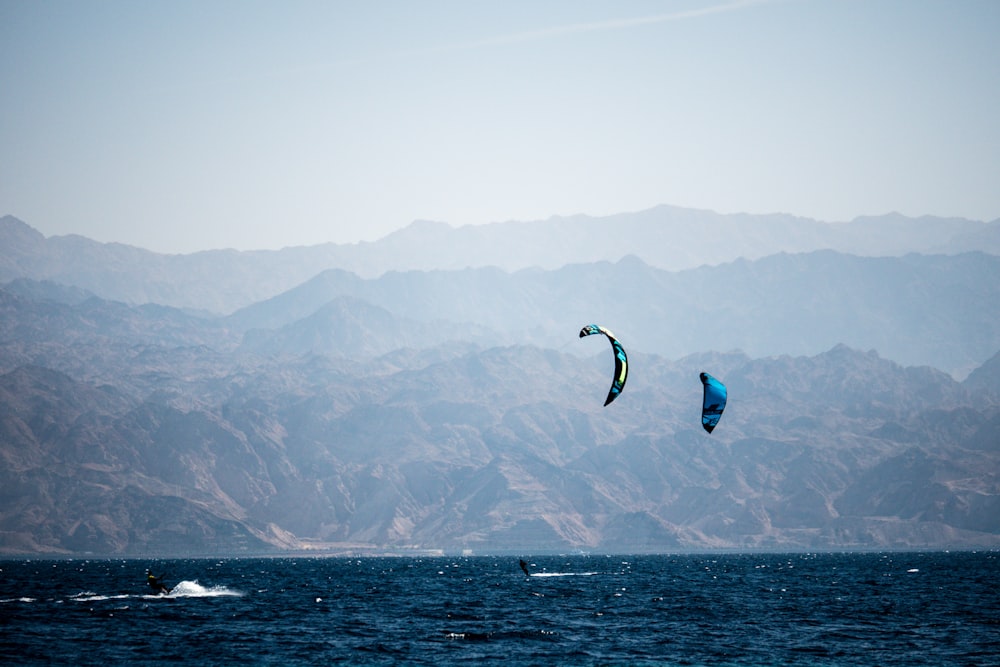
[2,0,998,253]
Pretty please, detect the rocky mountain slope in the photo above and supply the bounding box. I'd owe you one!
[1,282,997,555]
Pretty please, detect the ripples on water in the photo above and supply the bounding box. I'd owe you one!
[2,552,997,665]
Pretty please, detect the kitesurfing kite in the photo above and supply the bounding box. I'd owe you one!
[579,324,628,406]
[699,372,727,433]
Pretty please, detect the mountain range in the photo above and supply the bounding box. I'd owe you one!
[3,207,997,313]
[1,208,998,556]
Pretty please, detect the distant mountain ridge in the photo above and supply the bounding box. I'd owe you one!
[5,250,996,378]
[229,251,1000,378]
[3,207,997,313]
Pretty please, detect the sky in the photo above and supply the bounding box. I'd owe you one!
[1,0,998,254]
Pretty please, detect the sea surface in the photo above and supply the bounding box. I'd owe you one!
[2,552,997,666]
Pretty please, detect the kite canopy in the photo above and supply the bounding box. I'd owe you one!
[699,372,728,433]
[579,324,628,406]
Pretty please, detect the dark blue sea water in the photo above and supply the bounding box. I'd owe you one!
[2,552,998,666]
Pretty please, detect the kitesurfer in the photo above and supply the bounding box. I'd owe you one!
[146,570,170,595]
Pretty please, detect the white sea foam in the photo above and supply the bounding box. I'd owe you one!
[72,593,131,602]
[33,582,246,603]
[165,580,243,597]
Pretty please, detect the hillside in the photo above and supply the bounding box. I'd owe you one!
[0,284,997,555]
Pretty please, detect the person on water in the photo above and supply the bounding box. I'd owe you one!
[146,570,169,594]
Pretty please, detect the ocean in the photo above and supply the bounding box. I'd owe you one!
[1,552,997,666]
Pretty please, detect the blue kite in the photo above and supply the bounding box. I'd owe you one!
[699,372,728,433]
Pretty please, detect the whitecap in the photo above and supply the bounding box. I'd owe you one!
[164,580,243,598]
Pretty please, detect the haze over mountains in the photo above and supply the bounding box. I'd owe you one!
[1,207,998,556]
[3,207,998,313]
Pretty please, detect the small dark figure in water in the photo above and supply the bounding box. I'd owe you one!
[146,570,169,595]
[519,559,530,577]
